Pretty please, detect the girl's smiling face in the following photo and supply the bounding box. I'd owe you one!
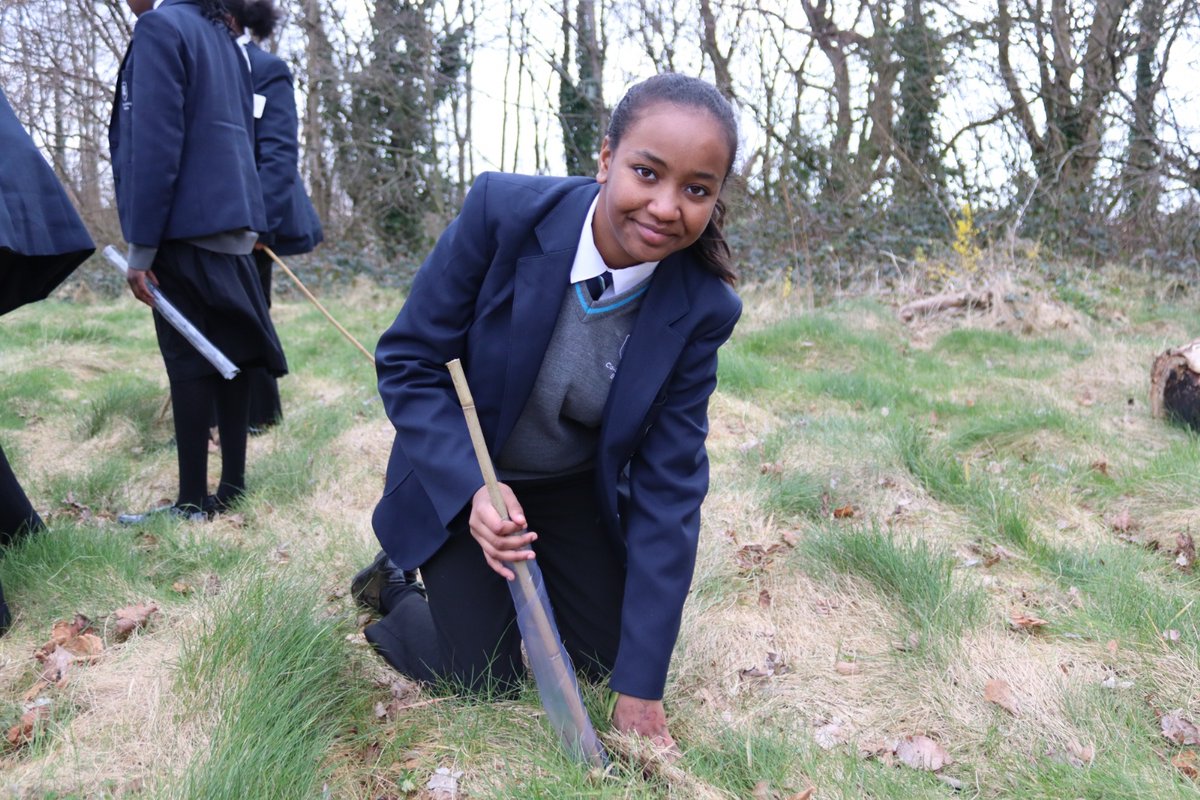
[592,103,733,269]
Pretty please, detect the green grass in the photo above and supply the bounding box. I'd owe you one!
[5,280,1200,798]
[77,375,167,442]
[173,573,360,800]
[802,523,985,638]
[0,521,244,626]
[762,469,826,520]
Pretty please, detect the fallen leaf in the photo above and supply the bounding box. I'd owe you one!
[1174,533,1196,572]
[751,781,773,800]
[1105,639,1119,657]
[1009,610,1049,631]
[813,597,840,615]
[171,581,193,594]
[739,651,789,681]
[1163,629,1182,643]
[5,698,51,747]
[780,530,800,548]
[1065,738,1095,767]
[1162,710,1200,746]
[984,679,1018,715]
[51,614,93,646]
[894,735,952,771]
[833,505,855,519]
[61,632,103,658]
[758,589,772,608]
[1100,674,1134,690]
[1089,460,1109,476]
[1172,750,1199,781]
[426,766,463,800]
[734,543,785,572]
[35,648,73,688]
[787,789,815,800]
[759,462,784,475]
[112,603,158,642]
[835,661,861,676]
[813,721,847,750]
[1107,508,1137,533]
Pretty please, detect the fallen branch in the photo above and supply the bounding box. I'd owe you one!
[899,289,993,323]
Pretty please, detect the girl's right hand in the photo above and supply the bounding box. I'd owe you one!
[468,483,536,581]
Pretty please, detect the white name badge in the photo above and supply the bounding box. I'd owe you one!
[253,93,266,119]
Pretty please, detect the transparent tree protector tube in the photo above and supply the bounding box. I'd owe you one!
[103,245,239,380]
[447,358,608,767]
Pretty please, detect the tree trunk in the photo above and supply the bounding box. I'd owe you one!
[1151,339,1200,431]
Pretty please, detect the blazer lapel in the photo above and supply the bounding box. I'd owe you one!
[494,183,600,451]
[602,253,691,452]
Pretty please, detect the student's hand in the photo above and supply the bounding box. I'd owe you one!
[126,268,158,308]
[468,483,536,581]
[612,694,680,759]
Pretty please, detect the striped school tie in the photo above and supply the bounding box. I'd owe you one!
[585,270,613,301]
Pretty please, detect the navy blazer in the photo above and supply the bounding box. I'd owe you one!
[0,87,94,316]
[372,172,742,700]
[108,0,265,248]
[246,43,323,256]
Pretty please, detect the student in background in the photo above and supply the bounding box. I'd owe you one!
[353,73,742,752]
[110,0,285,523]
[226,0,323,433]
[0,85,95,632]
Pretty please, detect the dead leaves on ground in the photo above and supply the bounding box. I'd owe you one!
[1160,711,1200,782]
[983,678,1019,715]
[5,604,159,751]
[860,734,953,773]
[1160,710,1200,747]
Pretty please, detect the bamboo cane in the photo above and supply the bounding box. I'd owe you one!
[260,246,375,365]
[446,358,606,767]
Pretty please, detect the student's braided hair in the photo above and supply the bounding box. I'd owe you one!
[197,0,230,25]
[605,73,739,285]
[224,0,280,40]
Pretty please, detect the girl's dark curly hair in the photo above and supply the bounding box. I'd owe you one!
[223,0,280,40]
[198,0,230,25]
[606,73,740,285]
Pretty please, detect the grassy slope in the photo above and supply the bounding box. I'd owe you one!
[1,267,1198,798]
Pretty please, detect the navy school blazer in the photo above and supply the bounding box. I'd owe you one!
[372,172,742,700]
[0,87,95,316]
[245,42,323,256]
[108,0,265,250]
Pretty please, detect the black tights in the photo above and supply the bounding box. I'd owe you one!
[170,373,250,509]
[1,441,44,547]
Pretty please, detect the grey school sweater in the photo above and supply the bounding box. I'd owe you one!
[497,278,650,479]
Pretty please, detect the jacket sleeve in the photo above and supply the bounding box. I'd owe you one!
[125,12,186,252]
[253,55,300,238]
[374,173,498,525]
[609,293,742,701]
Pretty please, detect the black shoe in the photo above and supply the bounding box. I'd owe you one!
[351,551,422,615]
[117,503,208,525]
[203,493,242,517]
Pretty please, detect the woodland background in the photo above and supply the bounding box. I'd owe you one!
[3,0,1200,289]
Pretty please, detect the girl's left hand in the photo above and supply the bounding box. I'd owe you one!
[612,694,680,760]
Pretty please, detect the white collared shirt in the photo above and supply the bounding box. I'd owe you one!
[236,31,253,71]
[569,196,658,301]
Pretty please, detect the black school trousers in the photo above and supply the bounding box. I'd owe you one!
[365,470,626,695]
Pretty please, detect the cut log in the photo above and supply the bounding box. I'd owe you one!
[1150,339,1200,431]
[899,289,993,323]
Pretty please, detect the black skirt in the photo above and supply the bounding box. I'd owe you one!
[150,241,288,382]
